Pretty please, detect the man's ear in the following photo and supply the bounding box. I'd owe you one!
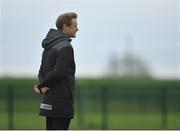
[63,24,68,31]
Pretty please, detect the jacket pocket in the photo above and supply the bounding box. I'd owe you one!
[64,80,73,100]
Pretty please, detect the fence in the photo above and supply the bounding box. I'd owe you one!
[0,85,180,129]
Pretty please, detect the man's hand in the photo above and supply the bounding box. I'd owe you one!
[33,85,49,94]
[41,87,50,94]
[33,85,41,94]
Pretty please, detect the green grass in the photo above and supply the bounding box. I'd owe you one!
[0,99,180,129]
[0,77,179,129]
[1,111,180,130]
[0,111,45,130]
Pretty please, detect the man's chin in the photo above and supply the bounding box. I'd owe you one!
[71,35,76,38]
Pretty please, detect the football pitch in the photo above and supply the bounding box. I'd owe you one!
[0,102,180,130]
[0,78,179,130]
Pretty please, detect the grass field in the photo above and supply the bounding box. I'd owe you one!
[1,110,180,130]
[0,99,180,130]
[0,78,180,129]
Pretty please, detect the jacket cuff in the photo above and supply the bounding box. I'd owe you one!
[37,83,42,89]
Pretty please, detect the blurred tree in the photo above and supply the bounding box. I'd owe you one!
[107,34,151,78]
[118,53,150,77]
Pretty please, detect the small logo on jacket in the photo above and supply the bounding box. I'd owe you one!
[40,103,52,110]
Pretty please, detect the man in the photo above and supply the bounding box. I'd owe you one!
[33,12,78,130]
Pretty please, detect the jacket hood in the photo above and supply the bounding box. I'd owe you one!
[42,29,72,49]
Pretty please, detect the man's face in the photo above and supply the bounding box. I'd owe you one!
[63,18,78,38]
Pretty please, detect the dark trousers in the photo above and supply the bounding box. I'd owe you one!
[46,117,71,130]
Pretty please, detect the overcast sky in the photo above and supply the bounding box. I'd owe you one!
[0,0,179,79]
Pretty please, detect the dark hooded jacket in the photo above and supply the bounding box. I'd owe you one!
[37,29,76,118]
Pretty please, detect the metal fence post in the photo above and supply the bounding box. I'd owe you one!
[161,87,168,129]
[7,85,14,130]
[77,86,85,129]
[101,86,108,130]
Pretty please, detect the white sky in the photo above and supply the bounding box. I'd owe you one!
[0,0,179,79]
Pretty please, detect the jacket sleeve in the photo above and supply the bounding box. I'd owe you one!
[38,64,43,83]
[37,46,73,88]
[38,51,44,83]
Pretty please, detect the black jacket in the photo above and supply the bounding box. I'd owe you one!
[37,29,76,118]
